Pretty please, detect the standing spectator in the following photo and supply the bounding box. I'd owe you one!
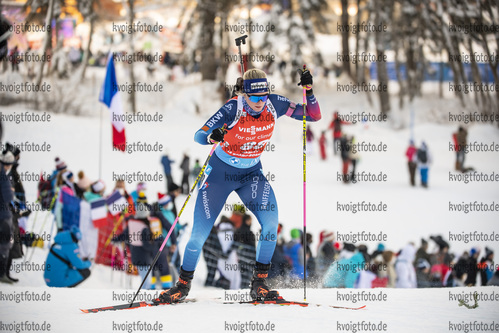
[430,235,451,264]
[431,252,454,287]
[69,46,82,68]
[453,251,470,286]
[304,232,316,280]
[112,194,155,289]
[415,258,433,288]
[284,229,306,280]
[80,180,105,261]
[395,244,417,288]
[349,136,360,183]
[167,183,182,219]
[55,171,80,231]
[416,141,432,188]
[179,153,190,194]
[155,192,181,264]
[306,125,315,155]
[131,182,147,204]
[278,60,287,80]
[319,131,327,161]
[216,217,241,289]
[114,179,135,216]
[9,46,19,71]
[323,243,364,288]
[379,250,397,288]
[233,214,256,247]
[414,238,432,266]
[3,143,24,202]
[0,162,14,284]
[339,134,351,183]
[371,243,385,260]
[77,171,92,193]
[150,194,178,289]
[1,148,27,282]
[479,247,494,285]
[191,159,201,182]
[229,203,245,230]
[161,154,174,192]
[0,16,12,63]
[202,224,223,287]
[405,140,418,186]
[316,231,337,277]
[50,157,67,189]
[268,223,290,283]
[453,126,467,172]
[487,268,499,286]
[328,111,349,155]
[233,214,256,288]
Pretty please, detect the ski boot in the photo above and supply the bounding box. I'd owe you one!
[250,262,279,301]
[153,267,194,304]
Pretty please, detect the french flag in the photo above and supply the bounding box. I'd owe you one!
[90,198,107,228]
[106,190,128,216]
[99,53,126,152]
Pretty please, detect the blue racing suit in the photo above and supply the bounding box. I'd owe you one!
[181,93,321,271]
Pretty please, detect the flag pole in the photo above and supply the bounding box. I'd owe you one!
[99,104,103,179]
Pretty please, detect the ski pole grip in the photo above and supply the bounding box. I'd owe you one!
[235,35,248,46]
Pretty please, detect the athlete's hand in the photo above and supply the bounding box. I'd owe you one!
[297,68,313,89]
[207,127,227,144]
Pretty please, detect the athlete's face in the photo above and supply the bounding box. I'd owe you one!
[244,92,268,112]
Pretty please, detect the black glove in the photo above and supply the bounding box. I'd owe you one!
[207,127,227,144]
[297,68,313,87]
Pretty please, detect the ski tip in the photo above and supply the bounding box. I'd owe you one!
[80,309,89,313]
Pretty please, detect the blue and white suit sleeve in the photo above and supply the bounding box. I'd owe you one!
[194,99,238,145]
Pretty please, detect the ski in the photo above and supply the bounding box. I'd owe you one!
[224,297,366,310]
[320,304,366,310]
[80,298,196,313]
[81,297,365,313]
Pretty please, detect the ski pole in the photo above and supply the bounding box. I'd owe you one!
[301,64,307,302]
[26,189,59,264]
[128,137,223,307]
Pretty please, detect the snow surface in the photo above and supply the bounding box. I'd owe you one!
[2,284,499,333]
[1,67,498,332]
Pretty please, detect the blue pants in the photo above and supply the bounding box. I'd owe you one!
[420,167,429,185]
[182,154,279,271]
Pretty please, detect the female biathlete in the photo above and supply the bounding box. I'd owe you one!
[155,68,321,303]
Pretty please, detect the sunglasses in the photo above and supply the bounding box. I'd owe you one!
[247,94,269,103]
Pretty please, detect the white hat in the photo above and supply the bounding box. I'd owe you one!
[91,180,105,193]
[1,151,15,165]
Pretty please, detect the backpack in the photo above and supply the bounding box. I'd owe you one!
[417,149,427,163]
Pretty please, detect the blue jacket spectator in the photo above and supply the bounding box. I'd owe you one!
[161,155,174,191]
[283,229,306,279]
[44,226,91,287]
[323,245,365,288]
